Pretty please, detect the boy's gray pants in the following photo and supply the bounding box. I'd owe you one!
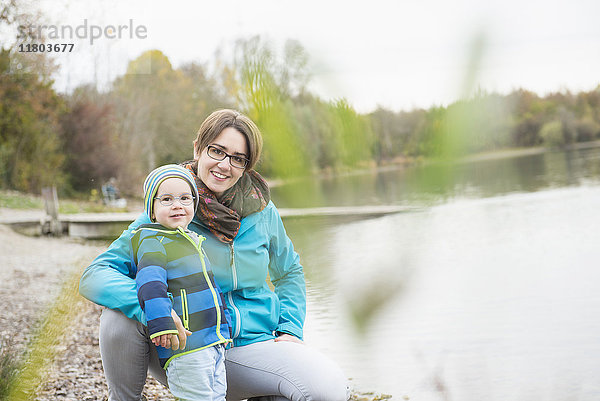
[99,308,349,401]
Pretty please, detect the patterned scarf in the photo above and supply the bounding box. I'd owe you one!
[182,160,270,243]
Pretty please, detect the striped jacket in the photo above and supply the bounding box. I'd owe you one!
[131,223,231,369]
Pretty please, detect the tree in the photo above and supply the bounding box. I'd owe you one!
[60,86,123,192]
[507,90,545,147]
[280,39,310,98]
[0,0,66,192]
[171,61,235,161]
[110,50,192,190]
[0,49,64,192]
[229,36,309,178]
[539,120,564,148]
[369,107,427,162]
[574,118,600,142]
[328,99,374,168]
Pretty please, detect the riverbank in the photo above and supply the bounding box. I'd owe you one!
[0,224,174,400]
[458,139,600,163]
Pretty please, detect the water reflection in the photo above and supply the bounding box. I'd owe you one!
[276,146,600,400]
[272,146,600,208]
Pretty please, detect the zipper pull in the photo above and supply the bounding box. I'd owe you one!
[197,235,205,251]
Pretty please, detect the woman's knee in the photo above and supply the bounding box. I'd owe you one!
[226,341,348,401]
[297,349,348,401]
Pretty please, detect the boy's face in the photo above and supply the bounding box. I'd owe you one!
[152,177,195,229]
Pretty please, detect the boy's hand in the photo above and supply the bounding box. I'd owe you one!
[149,311,192,350]
[152,334,172,349]
[170,309,192,350]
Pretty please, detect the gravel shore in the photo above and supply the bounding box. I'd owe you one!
[0,214,379,400]
[0,222,173,400]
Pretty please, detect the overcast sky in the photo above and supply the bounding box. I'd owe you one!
[35,0,600,113]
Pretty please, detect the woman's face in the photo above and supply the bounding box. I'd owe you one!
[196,127,248,196]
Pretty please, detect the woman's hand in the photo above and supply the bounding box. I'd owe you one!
[170,309,192,350]
[274,333,304,344]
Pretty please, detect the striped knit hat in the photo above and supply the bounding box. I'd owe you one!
[143,164,200,221]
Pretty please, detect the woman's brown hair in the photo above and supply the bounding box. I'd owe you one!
[194,109,263,170]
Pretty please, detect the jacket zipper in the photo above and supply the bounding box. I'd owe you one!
[180,289,189,330]
[229,242,242,339]
[230,243,238,289]
[178,227,228,343]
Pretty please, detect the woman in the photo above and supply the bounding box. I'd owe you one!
[79,109,348,401]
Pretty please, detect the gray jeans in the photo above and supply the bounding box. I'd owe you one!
[99,308,348,401]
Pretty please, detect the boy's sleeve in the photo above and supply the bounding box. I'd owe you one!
[267,203,306,340]
[135,234,178,339]
[219,290,233,338]
[79,213,151,323]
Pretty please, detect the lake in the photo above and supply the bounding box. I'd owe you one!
[273,145,600,400]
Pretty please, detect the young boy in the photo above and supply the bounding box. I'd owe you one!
[132,164,231,400]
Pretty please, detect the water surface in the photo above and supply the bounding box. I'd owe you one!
[278,146,600,400]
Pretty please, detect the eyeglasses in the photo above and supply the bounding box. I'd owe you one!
[154,193,195,206]
[207,145,249,169]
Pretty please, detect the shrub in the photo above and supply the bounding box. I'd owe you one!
[539,120,564,147]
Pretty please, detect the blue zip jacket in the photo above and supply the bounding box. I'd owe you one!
[79,201,306,346]
[132,224,231,368]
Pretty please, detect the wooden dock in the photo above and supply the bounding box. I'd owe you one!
[0,205,418,239]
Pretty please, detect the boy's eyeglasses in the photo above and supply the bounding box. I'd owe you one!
[154,193,195,206]
[207,145,249,169]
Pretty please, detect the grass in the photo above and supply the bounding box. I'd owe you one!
[0,341,22,400]
[0,189,138,214]
[0,191,44,210]
[5,266,85,400]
